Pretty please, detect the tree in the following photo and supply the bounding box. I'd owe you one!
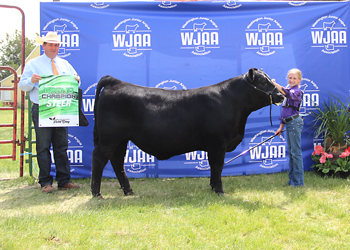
[0,30,36,80]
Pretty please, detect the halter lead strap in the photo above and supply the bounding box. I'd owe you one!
[243,73,275,126]
[243,73,276,100]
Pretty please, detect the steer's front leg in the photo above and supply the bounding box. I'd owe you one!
[208,150,226,195]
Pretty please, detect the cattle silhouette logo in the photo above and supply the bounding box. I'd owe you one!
[158,1,177,9]
[180,17,220,56]
[54,24,67,33]
[311,15,347,54]
[155,79,187,90]
[245,17,284,56]
[248,130,287,169]
[112,18,152,58]
[41,18,80,58]
[124,141,156,173]
[90,2,110,9]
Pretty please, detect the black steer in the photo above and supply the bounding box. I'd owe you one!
[91,68,284,197]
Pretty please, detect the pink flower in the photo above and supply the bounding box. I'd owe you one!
[324,153,333,159]
[340,151,350,159]
[313,145,324,155]
[320,155,327,163]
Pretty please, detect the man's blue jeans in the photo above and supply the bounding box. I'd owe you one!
[285,116,304,187]
[32,104,71,188]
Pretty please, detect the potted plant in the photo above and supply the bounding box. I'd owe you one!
[309,93,350,177]
[311,145,350,177]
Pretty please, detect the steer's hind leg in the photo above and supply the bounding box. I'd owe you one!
[110,141,134,196]
[91,145,111,198]
[208,150,226,195]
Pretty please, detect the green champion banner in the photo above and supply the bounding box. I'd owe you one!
[39,75,79,127]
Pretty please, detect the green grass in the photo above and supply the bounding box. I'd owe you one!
[1,110,350,249]
[1,172,350,249]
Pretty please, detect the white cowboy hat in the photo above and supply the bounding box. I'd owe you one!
[36,31,61,45]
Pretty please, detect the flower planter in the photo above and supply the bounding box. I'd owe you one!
[309,93,350,178]
[328,142,348,162]
[311,145,350,177]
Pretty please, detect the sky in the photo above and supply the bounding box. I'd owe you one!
[0,0,97,42]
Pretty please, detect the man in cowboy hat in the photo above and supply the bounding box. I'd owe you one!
[19,31,80,193]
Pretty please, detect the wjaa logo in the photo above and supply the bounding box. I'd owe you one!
[180,17,220,56]
[124,142,156,174]
[50,133,84,172]
[249,130,287,169]
[311,15,347,54]
[81,83,97,118]
[42,18,80,58]
[296,77,320,115]
[185,151,210,170]
[112,18,152,58]
[245,17,284,56]
[281,77,320,116]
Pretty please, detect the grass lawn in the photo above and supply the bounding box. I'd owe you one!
[1,110,350,249]
[1,171,350,249]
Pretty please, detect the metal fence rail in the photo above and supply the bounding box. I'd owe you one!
[0,4,26,177]
[0,66,18,161]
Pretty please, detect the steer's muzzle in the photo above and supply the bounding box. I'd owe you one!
[271,88,285,106]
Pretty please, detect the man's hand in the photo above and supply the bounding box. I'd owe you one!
[31,74,42,84]
[75,75,80,83]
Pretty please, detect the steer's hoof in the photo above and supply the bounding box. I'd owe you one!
[124,190,134,196]
[92,195,104,200]
[213,188,225,196]
[92,192,104,199]
[211,186,225,196]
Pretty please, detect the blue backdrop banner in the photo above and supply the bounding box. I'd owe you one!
[39,1,350,178]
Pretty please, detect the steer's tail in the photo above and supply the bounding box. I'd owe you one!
[93,75,113,146]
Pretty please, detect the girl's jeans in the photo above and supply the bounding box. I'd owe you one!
[285,116,304,187]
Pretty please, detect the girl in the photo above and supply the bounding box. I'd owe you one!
[272,69,304,187]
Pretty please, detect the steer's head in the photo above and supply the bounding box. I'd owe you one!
[245,68,284,106]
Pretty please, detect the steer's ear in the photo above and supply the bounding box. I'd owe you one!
[247,68,256,83]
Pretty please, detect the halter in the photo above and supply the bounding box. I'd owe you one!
[243,72,277,126]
